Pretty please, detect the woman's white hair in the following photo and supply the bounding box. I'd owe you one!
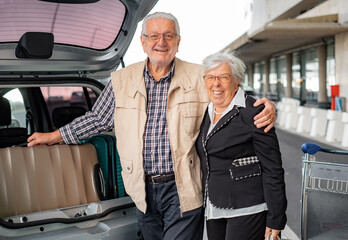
[202,50,246,84]
[141,12,180,35]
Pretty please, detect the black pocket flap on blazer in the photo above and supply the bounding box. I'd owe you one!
[229,163,261,180]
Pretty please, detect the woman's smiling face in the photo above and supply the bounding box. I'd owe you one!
[204,63,239,112]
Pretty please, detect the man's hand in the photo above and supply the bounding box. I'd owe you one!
[253,97,277,133]
[27,130,63,147]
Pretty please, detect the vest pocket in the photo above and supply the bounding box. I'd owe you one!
[182,106,203,133]
[121,158,133,174]
[120,158,134,197]
[115,96,145,111]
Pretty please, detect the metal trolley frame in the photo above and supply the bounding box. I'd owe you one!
[301,143,348,240]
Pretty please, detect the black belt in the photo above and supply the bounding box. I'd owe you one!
[145,173,175,184]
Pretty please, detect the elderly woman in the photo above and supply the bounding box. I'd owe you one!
[196,51,287,240]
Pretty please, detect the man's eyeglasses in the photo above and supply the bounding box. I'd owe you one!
[143,33,177,42]
[203,73,233,83]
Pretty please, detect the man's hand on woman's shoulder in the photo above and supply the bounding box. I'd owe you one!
[253,98,276,133]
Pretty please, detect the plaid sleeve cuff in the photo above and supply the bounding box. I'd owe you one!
[59,123,81,144]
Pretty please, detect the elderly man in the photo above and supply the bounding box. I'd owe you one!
[28,12,276,240]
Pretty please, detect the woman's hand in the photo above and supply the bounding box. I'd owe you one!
[265,227,281,240]
[253,98,277,133]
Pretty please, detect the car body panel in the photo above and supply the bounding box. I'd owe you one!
[0,198,140,240]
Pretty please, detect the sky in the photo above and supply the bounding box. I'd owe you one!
[123,0,252,66]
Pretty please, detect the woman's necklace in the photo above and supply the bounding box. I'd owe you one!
[214,109,224,115]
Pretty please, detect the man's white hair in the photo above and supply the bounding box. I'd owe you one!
[141,12,180,35]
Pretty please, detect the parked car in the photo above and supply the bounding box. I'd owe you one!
[0,0,158,239]
[70,91,86,104]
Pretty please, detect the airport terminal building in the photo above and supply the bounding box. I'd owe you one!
[224,0,348,110]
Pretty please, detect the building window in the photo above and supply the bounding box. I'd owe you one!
[270,58,278,99]
[292,53,301,100]
[276,57,286,101]
[327,42,335,97]
[253,62,264,97]
[304,48,319,104]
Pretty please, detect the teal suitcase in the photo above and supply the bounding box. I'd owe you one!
[81,134,126,199]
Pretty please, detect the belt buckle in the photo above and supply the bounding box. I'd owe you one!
[151,174,161,184]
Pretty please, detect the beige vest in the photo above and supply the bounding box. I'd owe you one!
[111,58,209,213]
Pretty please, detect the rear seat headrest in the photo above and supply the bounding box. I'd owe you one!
[0,97,11,126]
[0,96,28,148]
[52,106,86,129]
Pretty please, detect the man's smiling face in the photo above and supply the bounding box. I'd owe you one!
[141,18,181,69]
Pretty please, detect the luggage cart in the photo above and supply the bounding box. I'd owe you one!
[301,143,348,240]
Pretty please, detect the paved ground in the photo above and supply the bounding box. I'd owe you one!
[282,224,300,240]
[203,223,298,240]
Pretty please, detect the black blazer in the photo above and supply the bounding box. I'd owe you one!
[196,95,287,230]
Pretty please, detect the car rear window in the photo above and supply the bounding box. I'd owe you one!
[0,0,126,50]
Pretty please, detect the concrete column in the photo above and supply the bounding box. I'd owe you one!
[248,63,254,88]
[335,32,348,103]
[286,53,293,98]
[318,44,328,108]
[264,58,270,97]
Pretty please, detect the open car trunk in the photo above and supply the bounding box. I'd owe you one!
[0,0,158,239]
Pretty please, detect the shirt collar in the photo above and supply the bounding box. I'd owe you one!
[144,58,175,82]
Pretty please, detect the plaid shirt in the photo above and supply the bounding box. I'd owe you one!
[60,61,175,175]
[143,62,174,175]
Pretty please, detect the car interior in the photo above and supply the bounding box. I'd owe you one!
[0,9,127,240]
[0,80,123,221]
[0,82,136,240]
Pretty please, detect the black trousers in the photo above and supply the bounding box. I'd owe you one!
[206,211,267,240]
